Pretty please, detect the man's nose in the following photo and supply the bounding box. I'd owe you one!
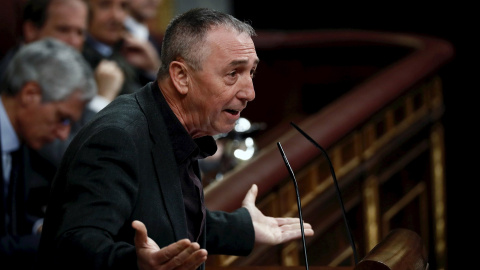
[238,76,255,102]
[68,33,84,51]
[55,124,71,141]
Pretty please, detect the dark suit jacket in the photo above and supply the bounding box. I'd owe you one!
[36,82,255,270]
[0,144,55,270]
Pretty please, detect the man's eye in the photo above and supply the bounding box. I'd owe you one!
[60,118,71,126]
[228,71,237,77]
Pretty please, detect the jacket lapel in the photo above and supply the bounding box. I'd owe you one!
[135,82,188,240]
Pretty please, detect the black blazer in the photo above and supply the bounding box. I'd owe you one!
[36,82,255,270]
[0,143,55,269]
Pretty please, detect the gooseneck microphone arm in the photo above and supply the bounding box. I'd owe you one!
[277,142,309,270]
[290,122,359,265]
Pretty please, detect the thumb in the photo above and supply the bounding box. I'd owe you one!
[242,184,258,207]
[132,220,148,248]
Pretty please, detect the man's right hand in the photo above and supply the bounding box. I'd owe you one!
[132,220,208,270]
[95,60,124,101]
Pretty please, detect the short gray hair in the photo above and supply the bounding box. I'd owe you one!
[1,38,96,102]
[157,7,256,80]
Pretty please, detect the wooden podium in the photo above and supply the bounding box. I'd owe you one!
[208,229,427,270]
[354,229,428,270]
[208,267,352,270]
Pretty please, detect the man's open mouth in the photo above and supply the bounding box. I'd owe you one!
[225,109,239,115]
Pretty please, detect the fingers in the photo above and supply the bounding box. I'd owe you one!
[242,184,258,206]
[132,220,148,247]
[182,248,208,270]
[160,241,208,270]
[158,239,192,263]
[276,217,312,227]
[275,218,315,239]
[94,60,124,100]
[96,60,123,80]
[133,221,208,270]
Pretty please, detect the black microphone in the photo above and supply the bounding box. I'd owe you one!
[277,142,309,270]
[290,121,359,264]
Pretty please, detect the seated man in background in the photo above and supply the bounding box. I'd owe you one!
[83,0,161,98]
[0,0,125,166]
[1,0,125,111]
[124,0,163,69]
[0,38,96,269]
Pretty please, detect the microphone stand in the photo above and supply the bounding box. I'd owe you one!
[290,122,359,264]
[277,142,309,270]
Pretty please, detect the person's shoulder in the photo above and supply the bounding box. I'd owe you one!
[97,93,142,120]
[72,99,148,146]
[82,83,156,133]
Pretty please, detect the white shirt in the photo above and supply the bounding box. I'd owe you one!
[1,98,43,234]
[0,98,20,190]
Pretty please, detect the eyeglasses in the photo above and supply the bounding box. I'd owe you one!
[60,117,71,126]
[56,111,72,127]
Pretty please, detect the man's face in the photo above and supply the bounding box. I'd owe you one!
[16,83,87,150]
[88,0,130,46]
[30,0,88,50]
[185,27,259,138]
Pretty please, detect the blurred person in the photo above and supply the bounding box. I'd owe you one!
[0,38,96,269]
[22,0,87,51]
[124,0,162,55]
[36,8,313,270]
[83,0,161,95]
[0,0,86,76]
[0,0,126,167]
[0,0,124,115]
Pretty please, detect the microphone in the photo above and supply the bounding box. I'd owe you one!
[277,142,309,270]
[290,121,359,264]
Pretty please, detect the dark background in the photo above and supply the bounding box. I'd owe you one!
[233,2,474,269]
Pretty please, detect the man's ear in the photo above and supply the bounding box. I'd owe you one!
[19,81,42,106]
[169,61,189,95]
[23,21,41,44]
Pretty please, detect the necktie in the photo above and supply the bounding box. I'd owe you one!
[6,148,21,234]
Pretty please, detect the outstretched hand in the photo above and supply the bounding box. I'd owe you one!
[132,221,208,270]
[241,184,314,245]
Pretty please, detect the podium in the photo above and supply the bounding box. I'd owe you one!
[208,229,427,270]
[355,229,428,270]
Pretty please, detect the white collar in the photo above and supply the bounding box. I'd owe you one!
[0,98,20,153]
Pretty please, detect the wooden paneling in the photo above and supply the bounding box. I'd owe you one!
[204,30,453,270]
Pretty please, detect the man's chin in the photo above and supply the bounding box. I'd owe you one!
[221,123,237,134]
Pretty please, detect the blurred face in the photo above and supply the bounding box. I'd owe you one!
[16,83,87,150]
[88,0,130,46]
[129,0,161,22]
[27,0,88,50]
[184,27,258,138]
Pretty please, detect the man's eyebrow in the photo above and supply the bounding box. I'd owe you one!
[230,57,260,66]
